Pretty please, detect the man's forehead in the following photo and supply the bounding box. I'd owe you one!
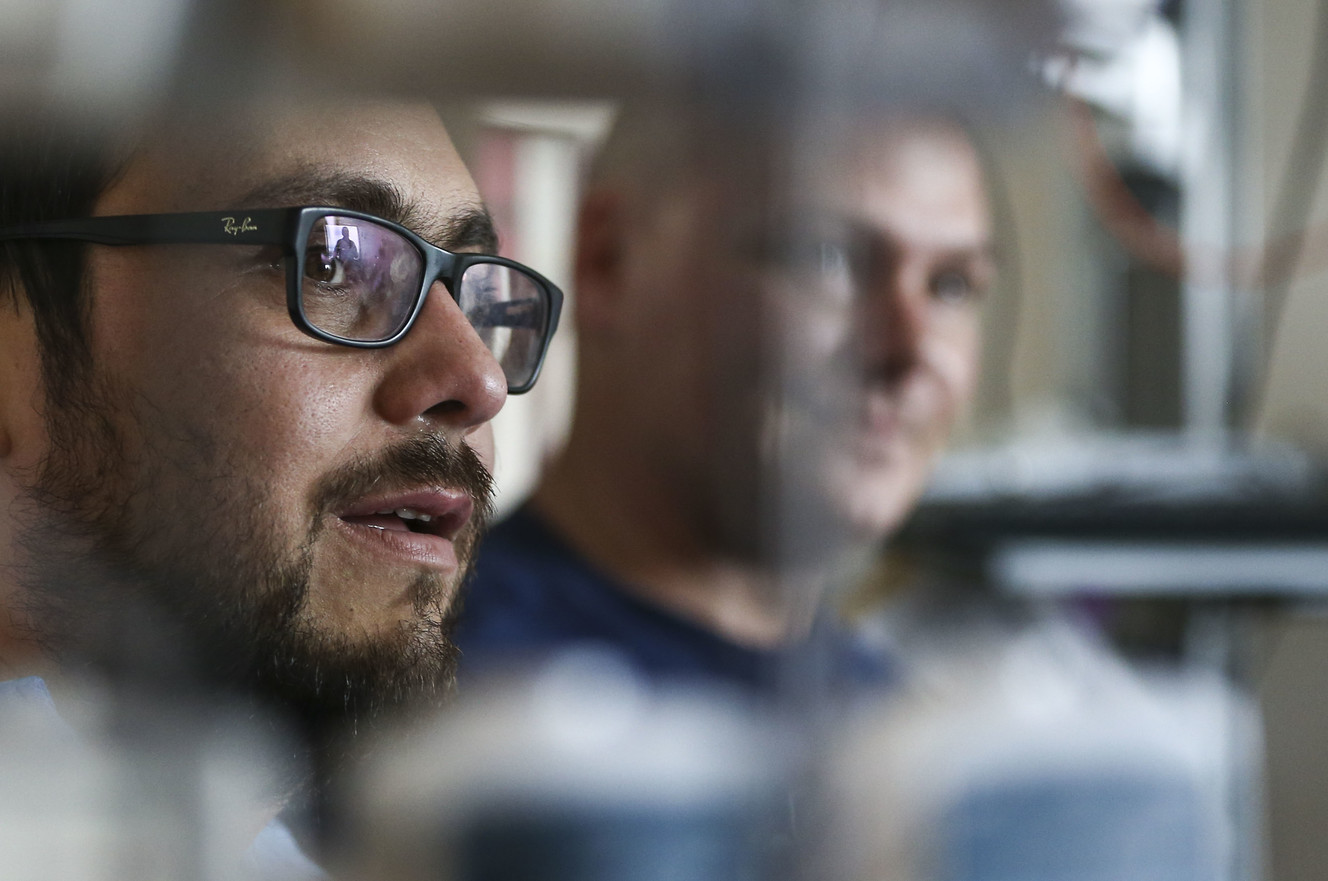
[104,100,481,222]
[821,123,991,240]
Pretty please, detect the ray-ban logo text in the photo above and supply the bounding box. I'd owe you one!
[222,216,258,236]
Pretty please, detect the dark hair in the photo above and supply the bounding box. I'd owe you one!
[0,119,124,400]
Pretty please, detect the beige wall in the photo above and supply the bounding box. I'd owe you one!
[1253,0,1328,452]
[459,101,613,517]
[1245,0,1328,877]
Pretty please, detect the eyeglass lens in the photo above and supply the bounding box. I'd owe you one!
[457,262,549,389]
[301,215,550,389]
[303,216,423,342]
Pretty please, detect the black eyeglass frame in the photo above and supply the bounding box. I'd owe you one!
[0,206,564,394]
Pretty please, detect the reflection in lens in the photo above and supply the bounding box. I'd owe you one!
[301,216,423,342]
[459,262,548,390]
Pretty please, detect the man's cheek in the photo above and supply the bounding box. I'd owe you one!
[468,423,497,474]
[920,334,979,411]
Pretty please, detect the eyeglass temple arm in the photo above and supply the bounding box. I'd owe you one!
[0,209,292,246]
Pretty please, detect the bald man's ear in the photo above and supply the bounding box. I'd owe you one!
[572,189,630,336]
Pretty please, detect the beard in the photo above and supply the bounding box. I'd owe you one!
[14,359,492,766]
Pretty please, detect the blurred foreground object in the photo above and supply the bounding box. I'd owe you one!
[2,0,1057,117]
[818,617,1256,881]
[0,679,299,881]
[0,0,191,120]
[287,0,1054,112]
[342,650,786,881]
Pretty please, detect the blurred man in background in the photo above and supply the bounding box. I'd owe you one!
[0,96,561,872]
[456,106,995,697]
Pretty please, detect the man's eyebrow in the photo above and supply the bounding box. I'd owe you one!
[934,241,1000,264]
[440,208,499,253]
[836,216,999,266]
[237,169,409,220]
[236,168,500,253]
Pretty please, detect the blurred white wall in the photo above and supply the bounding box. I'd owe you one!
[463,101,614,517]
[1252,0,1328,453]
[1241,1,1328,878]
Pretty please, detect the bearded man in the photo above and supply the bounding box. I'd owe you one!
[0,97,562,870]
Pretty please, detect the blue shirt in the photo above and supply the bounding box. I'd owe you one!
[455,507,891,700]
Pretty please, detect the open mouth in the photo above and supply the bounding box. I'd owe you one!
[337,490,474,544]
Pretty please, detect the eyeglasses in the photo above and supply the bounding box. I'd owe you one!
[0,206,564,394]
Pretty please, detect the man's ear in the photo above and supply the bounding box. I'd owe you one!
[572,189,630,336]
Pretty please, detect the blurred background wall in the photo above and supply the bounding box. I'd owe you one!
[1245,0,1328,876]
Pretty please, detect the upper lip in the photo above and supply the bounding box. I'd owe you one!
[859,385,907,428]
[336,488,474,541]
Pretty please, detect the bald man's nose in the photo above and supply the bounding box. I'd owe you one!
[860,271,928,384]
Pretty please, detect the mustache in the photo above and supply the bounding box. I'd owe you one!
[312,434,495,527]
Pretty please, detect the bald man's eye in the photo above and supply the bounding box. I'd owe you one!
[930,269,983,304]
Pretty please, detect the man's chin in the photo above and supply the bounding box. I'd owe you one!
[252,582,463,730]
[826,463,924,544]
[298,570,462,647]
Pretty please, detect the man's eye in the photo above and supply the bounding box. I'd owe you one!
[931,269,980,303]
[305,250,347,285]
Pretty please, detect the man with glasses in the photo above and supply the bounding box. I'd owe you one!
[456,106,994,697]
[0,98,561,868]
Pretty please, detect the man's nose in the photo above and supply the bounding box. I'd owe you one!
[860,268,928,383]
[373,280,508,431]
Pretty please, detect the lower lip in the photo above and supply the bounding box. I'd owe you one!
[332,517,461,573]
